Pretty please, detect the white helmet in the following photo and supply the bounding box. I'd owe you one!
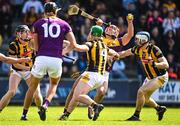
[135,31,150,46]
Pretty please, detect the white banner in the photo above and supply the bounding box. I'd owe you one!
[151,81,180,103]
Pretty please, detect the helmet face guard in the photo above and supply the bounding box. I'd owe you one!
[135,31,150,46]
[15,25,31,42]
[105,25,119,39]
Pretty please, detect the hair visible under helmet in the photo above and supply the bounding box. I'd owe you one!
[135,31,150,46]
[15,25,31,41]
[105,25,119,39]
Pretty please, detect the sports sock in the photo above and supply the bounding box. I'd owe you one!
[91,102,98,109]
[64,111,70,117]
[155,105,161,111]
[42,99,50,109]
[133,110,140,118]
[63,108,67,113]
[22,109,28,117]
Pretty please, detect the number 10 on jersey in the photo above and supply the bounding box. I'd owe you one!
[42,23,61,38]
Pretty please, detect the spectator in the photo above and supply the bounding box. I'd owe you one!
[80,19,91,41]
[136,15,148,32]
[162,11,179,35]
[23,6,39,28]
[22,0,44,15]
[150,27,162,47]
[9,0,24,19]
[163,0,176,12]
[0,3,12,38]
[110,60,128,80]
[147,9,163,32]
[167,53,178,79]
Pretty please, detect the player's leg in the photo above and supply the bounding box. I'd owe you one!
[26,77,43,109]
[144,75,168,121]
[21,74,41,120]
[88,81,108,119]
[63,76,81,114]
[127,78,149,121]
[60,74,104,121]
[94,81,108,103]
[38,57,63,121]
[0,73,21,111]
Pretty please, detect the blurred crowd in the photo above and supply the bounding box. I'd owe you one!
[0,0,180,80]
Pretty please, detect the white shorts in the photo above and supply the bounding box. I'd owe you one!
[143,72,169,87]
[80,71,107,90]
[31,56,63,79]
[10,69,31,80]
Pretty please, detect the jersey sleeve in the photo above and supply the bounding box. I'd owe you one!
[131,45,139,55]
[64,22,72,34]
[85,42,92,48]
[8,43,17,56]
[33,20,40,33]
[152,45,163,58]
[118,37,123,46]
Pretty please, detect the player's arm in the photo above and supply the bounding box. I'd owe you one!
[32,28,39,51]
[63,32,77,55]
[121,14,134,46]
[9,55,31,71]
[153,56,169,69]
[63,40,70,48]
[74,42,92,52]
[0,53,30,64]
[151,46,169,69]
[118,48,134,59]
[108,48,119,59]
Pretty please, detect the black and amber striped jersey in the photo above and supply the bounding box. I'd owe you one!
[8,39,34,71]
[131,44,167,79]
[85,39,109,75]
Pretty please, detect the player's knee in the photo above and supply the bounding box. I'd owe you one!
[8,90,16,97]
[137,89,144,96]
[97,89,106,96]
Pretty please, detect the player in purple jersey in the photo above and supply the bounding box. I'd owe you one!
[21,2,77,121]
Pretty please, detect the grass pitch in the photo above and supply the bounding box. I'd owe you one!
[0,106,179,126]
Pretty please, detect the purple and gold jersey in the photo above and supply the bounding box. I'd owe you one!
[33,17,72,58]
[103,37,123,72]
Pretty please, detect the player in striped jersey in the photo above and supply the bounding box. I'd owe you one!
[0,25,42,114]
[60,15,134,119]
[59,25,119,121]
[118,31,169,121]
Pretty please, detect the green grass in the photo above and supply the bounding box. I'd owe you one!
[0,106,180,126]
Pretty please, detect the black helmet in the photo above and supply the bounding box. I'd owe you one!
[44,2,59,14]
[15,25,30,33]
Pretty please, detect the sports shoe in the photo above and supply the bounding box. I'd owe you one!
[93,104,104,121]
[59,113,69,121]
[38,106,46,121]
[157,106,167,121]
[20,115,28,121]
[126,115,141,121]
[88,106,94,120]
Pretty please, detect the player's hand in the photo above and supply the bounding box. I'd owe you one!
[126,13,134,23]
[96,18,103,26]
[71,71,81,79]
[19,57,31,63]
[113,53,120,60]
